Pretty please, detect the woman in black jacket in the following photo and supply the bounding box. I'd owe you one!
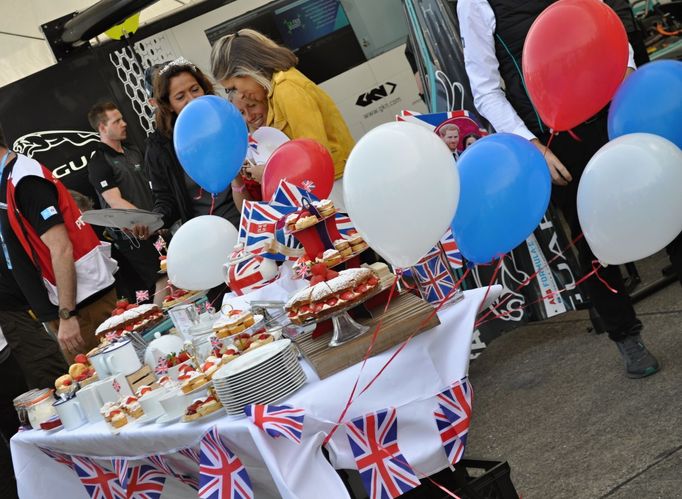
[145,58,240,231]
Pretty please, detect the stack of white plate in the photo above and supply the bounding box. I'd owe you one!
[212,339,306,415]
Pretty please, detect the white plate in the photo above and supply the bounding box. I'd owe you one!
[219,370,307,406]
[215,364,303,396]
[214,340,291,378]
[81,208,163,232]
[213,353,299,387]
[135,412,162,425]
[223,375,306,415]
[156,412,183,425]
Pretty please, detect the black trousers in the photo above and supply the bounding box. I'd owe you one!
[543,113,641,341]
[0,351,28,499]
[0,310,68,389]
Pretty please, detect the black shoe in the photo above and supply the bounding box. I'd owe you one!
[615,335,660,379]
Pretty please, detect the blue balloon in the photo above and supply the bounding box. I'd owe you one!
[608,60,682,149]
[451,134,551,264]
[174,95,248,194]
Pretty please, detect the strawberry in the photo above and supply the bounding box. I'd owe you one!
[326,297,338,307]
[74,354,88,364]
[74,374,87,382]
[310,275,325,286]
[224,348,239,356]
[340,291,355,301]
[312,302,325,313]
[112,308,125,316]
[177,351,190,363]
[86,368,96,377]
[311,263,327,276]
[125,303,137,310]
[257,333,270,341]
[367,276,379,286]
[124,325,133,332]
[174,289,189,297]
[115,298,129,309]
[325,269,339,279]
[62,379,72,386]
[159,255,167,261]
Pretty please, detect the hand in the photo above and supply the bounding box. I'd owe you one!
[58,317,84,355]
[243,163,265,184]
[531,138,572,186]
[131,224,150,240]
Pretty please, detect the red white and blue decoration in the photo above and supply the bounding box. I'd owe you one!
[199,426,253,499]
[413,248,458,305]
[345,408,421,499]
[434,378,473,465]
[125,464,167,499]
[72,455,125,499]
[148,454,198,490]
[245,404,305,444]
[111,457,130,491]
[39,446,74,469]
[179,446,201,464]
[238,200,298,260]
[440,230,464,271]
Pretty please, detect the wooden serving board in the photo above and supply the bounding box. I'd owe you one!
[293,292,440,379]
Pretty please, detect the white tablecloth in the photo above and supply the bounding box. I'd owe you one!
[11,286,501,499]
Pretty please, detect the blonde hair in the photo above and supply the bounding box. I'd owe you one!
[210,29,298,94]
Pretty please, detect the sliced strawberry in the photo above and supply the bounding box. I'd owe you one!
[311,263,327,276]
[205,396,216,403]
[124,325,133,332]
[326,297,338,307]
[287,309,298,318]
[202,362,214,371]
[367,276,379,286]
[257,333,270,341]
[224,348,239,356]
[310,275,325,286]
[74,353,88,364]
[340,291,355,301]
[62,379,72,386]
[300,305,313,314]
[325,270,339,279]
[109,409,122,417]
[312,302,325,313]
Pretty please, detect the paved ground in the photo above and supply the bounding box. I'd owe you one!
[466,251,682,498]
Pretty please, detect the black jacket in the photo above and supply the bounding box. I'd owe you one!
[144,130,194,229]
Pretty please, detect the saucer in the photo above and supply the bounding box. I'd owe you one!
[156,412,183,425]
[135,412,163,425]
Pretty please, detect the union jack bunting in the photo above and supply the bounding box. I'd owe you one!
[413,250,457,305]
[199,426,253,499]
[72,455,125,499]
[345,408,420,499]
[434,378,473,465]
[238,200,297,259]
[38,446,74,469]
[269,179,318,207]
[179,446,201,464]
[147,454,199,491]
[125,464,167,499]
[244,404,305,444]
[111,457,129,491]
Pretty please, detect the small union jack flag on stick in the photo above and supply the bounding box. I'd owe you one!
[136,289,150,304]
[345,408,420,499]
[244,404,304,444]
[434,378,473,466]
[199,426,253,499]
[155,356,169,376]
[153,236,166,254]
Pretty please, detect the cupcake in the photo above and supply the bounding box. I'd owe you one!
[121,396,144,419]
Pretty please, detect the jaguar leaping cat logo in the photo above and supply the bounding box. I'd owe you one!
[12,130,100,158]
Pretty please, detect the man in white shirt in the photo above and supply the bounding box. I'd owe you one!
[457,0,659,378]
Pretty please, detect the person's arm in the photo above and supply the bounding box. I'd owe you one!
[100,187,136,210]
[231,175,251,212]
[273,81,331,150]
[14,178,83,353]
[457,0,571,185]
[41,225,83,354]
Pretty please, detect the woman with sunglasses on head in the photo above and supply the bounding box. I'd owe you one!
[144,58,240,232]
[210,29,355,209]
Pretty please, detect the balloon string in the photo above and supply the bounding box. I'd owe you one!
[475,232,585,325]
[477,256,504,318]
[567,129,582,142]
[475,260,615,328]
[322,273,400,446]
[194,188,203,201]
[209,194,216,216]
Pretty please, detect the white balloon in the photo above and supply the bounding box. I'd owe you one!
[167,215,239,290]
[343,122,460,268]
[578,133,682,265]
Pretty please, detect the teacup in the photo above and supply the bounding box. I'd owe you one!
[138,388,168,419]
[52,397,87,431]
[102,339,141,376]
[159,391,188,419]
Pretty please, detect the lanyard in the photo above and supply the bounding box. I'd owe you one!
[0,151,13,269]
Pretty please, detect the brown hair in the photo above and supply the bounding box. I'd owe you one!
[438,124,460,137]
[210,29,298,93]
[87,102,117,131]
[153,61,215,138]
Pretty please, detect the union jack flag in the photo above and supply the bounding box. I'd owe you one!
[244,404,304,444]
[346,408,420,499]
[440,230,464,270]
[125,464,167,499]
[199,426,253,499]
[135,289,150,304]
[334,213,355,237]
[413,250,457,305]
[111,457,129,491]
[226,254,278,296]
[147,454,198,491]
[238,200,297,259]
[180,446,201,464]
[434,378,473,465]
[112,379,121,393]
[300,179,316,192]
[269,179,318,207]
[153,236,166,253]
[39,446,74,469]
[72,455,125,499]
[154,356,169,376]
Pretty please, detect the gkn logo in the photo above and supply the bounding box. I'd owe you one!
[355,82,397,107]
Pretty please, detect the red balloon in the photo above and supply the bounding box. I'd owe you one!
[522,0,628,132]
[261,139,335,201]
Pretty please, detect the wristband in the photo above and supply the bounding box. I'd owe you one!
[232,184,246,193]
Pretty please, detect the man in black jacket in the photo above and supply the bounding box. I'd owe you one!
[457,0,660,378]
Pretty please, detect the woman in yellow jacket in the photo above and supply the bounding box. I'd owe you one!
[210,29,354,207]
